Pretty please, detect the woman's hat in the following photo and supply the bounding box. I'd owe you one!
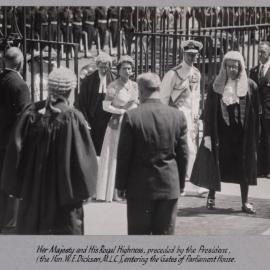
[181,40,203,53]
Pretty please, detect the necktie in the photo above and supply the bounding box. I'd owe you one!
[259,64,264,80]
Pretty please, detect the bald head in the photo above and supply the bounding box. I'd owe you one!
[137,72,161,102]
[5,47,24,71]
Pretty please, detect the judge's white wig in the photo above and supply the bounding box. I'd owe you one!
[48,67,77,95]
[96,52,112,67]
[213,50,248,97]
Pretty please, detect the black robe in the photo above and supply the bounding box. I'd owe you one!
[77,70,115,155]
[1,100,98,234]
[190,79,260,191]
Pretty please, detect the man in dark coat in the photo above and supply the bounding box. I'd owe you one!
[250,41,270,178]
[77,52,115,155]
[116,72,188,235]
[0,47,30,233]
[190,51,260,214]
[1,67,98,234]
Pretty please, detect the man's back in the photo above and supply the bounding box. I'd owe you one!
[0,70,30,149]
[116,99,188,200]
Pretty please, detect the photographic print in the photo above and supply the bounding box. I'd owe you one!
[0,0,269,269]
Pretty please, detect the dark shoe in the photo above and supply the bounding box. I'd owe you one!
[242,203,256,214]
[206,198,215,210]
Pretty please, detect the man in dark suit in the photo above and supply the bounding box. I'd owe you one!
[250,41,270,178]
[77,52,115,155]
[0,47,30,233]
[115,72,188,235]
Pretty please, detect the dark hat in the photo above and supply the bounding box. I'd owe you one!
[181,40,203,53]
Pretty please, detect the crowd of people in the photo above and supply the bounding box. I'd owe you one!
[0,37,270,235]
[2,6,269,59]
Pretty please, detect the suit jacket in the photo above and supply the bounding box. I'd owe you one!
[0,69,30,150]
[115,99,188,200]
[250,64,270,119]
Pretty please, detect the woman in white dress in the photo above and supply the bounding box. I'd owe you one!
[96,55,138,202]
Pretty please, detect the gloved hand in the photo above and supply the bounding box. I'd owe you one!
[204,136,212,151]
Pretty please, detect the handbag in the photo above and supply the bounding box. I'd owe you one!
[190,142,221,191]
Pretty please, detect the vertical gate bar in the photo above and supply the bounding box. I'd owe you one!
[74,44,79,103]
[214,29,217,77]
[134,33,138,79]
[242,26,245,63]
[252,26,256,69]
[151,8,156,73]
[236,28,240,51]
[219,29,224,71]
[185,8,189,38]
[56,7,61,67]
[39,43,44,101]
[247,28,251,72]
[208,33,213,84]
[172,10,178,67]
[139,24,143,74]
[30,41,35,101]
[201,35,206,112]
[145,34,149,72]
[22,7,27,81]
[161,16,165,77]
[225,29,229,53]
[166,18,169,70]
[65,9,70,67]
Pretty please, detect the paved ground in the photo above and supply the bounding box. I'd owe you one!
[84,178,270,235]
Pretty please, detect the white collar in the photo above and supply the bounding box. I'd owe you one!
[98,72,107,93]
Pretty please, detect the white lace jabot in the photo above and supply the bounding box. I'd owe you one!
[222,78,239,106]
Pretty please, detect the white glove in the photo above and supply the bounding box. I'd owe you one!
[204,136,212,151]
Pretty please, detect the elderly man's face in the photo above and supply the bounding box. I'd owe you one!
[258,44,270,64]
[97,62,110,76]
[183,52,197,66]
[225,59,240,80]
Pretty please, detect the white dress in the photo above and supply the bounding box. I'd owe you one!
[96,78,138,201]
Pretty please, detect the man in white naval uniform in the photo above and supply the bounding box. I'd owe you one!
[160,39,208,196]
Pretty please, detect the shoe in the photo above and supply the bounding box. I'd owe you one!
[265,174,270,179]
[180,188,186,196]
[206,198,215,209]
[242,203,256,214]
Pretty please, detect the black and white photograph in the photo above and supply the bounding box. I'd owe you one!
[0,1,270,269]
